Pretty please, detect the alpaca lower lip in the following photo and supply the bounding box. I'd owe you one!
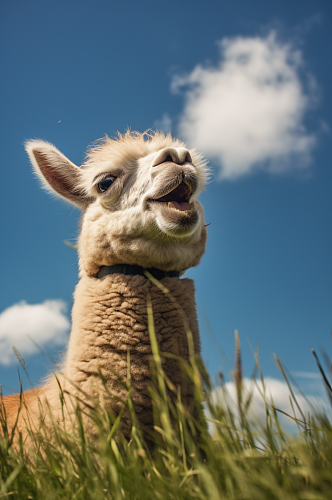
[158,201,199,232]
[149,200,197,228]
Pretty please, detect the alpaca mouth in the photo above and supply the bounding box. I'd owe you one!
[152,182,194,213]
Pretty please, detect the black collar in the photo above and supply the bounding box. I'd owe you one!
[96,264,180,280]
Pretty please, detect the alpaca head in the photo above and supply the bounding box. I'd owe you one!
[26,131,209,275]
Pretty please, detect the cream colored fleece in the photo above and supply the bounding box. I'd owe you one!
[2,131,208,444]
[67,273,199,433]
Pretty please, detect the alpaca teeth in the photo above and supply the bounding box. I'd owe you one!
[185,202,195,213]
[167,201,195,213]
[167,202,180,211]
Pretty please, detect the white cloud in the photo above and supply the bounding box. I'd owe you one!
[154,113,172,134]
[172,31,317,180]
[209,377,328,430]
[0,300,70,365]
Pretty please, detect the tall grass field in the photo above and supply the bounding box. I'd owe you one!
[1,302,332,499]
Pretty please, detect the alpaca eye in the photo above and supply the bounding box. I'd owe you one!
[98,176,116,192]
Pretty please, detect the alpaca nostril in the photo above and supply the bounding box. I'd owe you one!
[152,147,192,167]
[183,151,192,164]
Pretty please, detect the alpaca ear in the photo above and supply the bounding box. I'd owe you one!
[25,140,89,209]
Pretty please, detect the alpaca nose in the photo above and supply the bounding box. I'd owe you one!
[152,147,192,167]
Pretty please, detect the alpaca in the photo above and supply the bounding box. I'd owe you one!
[1,131,208,443]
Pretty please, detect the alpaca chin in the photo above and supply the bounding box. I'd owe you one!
[154,203,200,236]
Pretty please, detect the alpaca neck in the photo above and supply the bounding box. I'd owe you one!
[62,272,200,425]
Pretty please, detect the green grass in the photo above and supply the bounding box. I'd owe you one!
[1,309,332,499]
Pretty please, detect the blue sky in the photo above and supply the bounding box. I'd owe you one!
[1,0,331,415]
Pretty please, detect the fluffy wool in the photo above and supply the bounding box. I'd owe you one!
[1,130,208,443]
